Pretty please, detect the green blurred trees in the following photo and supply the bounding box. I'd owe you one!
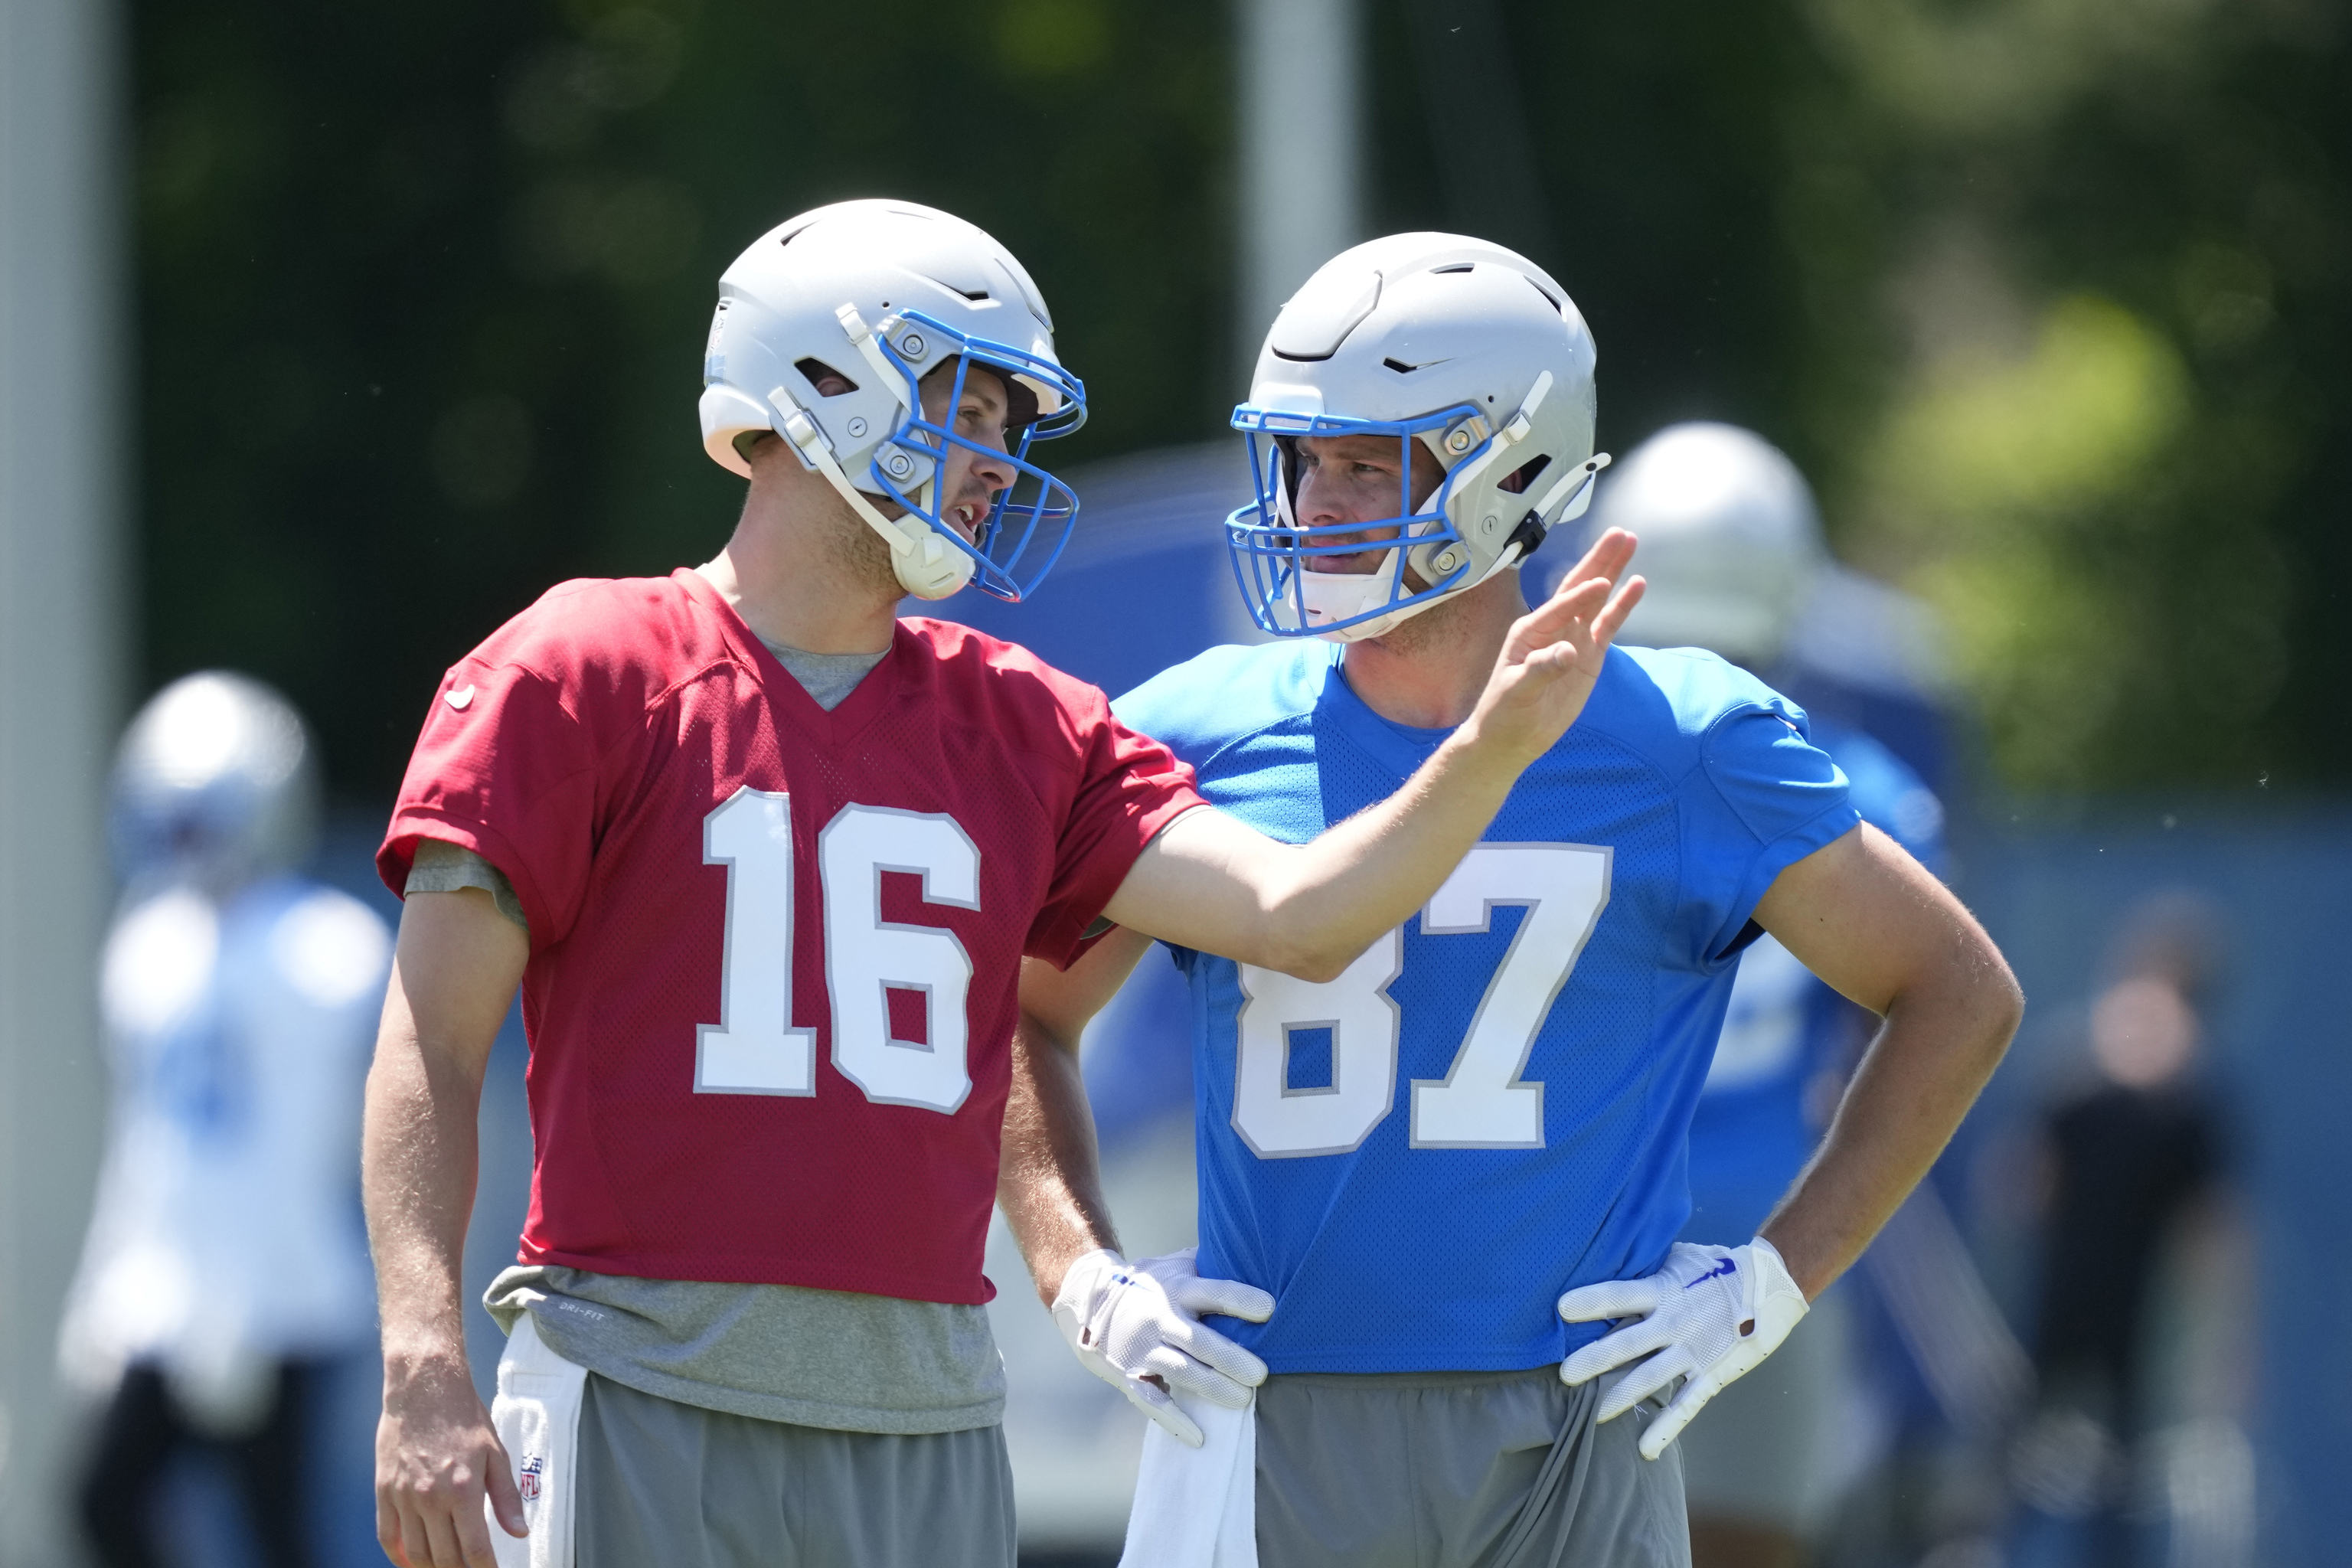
[1779,0,2352,793]
[134,0,2349,799]
[134,0,1231,793]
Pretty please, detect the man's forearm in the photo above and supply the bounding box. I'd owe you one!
[364,1024,488,1377]
[998,1019,1120,1305]
[1759,972,2020,1298]
[1112,721,1527,982]
[1253,722,1528,975]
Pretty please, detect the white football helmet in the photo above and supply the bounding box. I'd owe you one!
[109,671,319,890]
[698,199,1087,601]
[1582,423,1826,666]
[1227,233,1609,641]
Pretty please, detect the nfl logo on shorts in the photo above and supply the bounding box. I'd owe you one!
[518,1455,544,1502]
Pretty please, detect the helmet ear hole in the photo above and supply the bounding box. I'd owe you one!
[1498,452,1551,495]
[794,358,859,397]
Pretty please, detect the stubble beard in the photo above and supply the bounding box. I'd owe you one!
[822,487,907,603]
[1367,575,1478,660]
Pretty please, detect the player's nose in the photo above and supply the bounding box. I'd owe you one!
[968,435,1017,494]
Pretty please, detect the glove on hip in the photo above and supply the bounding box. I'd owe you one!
[1557,1236,1808,1460]
[1054,1247,1272,1449]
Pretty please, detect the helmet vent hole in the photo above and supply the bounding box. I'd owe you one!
[1521,276,1563,312]
[795,358,860,397]
[917,274,993,302]
[1382,358,1419,374]
[1498,454,1551,495]
[1430,263,1475,274]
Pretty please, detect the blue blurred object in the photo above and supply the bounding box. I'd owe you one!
[920,445,1266,697]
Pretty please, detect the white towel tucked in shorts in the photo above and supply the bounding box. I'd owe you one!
[488,1312,589,1568]
[1119,1393,1257,1568]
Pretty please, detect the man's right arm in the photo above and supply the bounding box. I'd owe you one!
[365,882,530,1568]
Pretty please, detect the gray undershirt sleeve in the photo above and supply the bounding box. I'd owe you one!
[405,838,529,933]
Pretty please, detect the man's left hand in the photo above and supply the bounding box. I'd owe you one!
[1556,1237,1809,1460]
[1053,1248,1273,1447]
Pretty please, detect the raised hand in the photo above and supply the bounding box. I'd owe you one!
[1464,528,1644,767]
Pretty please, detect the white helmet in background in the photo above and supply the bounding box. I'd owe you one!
[109,671,320,890]
[1227,233,1609,641]
[1586,423,1826,667]
[698,199,1088,601]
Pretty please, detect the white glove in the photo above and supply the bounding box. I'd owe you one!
[1052,1247,1274,1448]
[1557,1236,1809,1460]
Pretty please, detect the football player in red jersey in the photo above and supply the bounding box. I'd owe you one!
[364,200,1645,1568]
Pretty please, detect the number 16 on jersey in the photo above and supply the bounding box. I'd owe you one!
[1230,842,1612,1158]
[696,787,982,1116]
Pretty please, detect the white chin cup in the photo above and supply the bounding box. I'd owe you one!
[884,512,977,600]
[1302,550,1413,642]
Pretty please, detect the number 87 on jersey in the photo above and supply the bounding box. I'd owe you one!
[1229,841,1612,1158]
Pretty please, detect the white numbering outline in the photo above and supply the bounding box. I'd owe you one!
[1231,929,1403,1158]
[697,788,980,1114]
[1231,842,1612,1157]
[821,805,980,1113]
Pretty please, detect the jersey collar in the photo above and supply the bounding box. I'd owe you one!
[1316,649,1460,779]
[671,567,906,743]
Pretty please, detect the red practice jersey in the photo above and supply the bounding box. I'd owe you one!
[380,570,1203,1303]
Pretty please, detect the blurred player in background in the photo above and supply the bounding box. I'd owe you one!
[60,673,392,1568]
[2009,893,2244,1568]
[366,200,1642,1568]
[1588,424,1952,1568]
[1009,234,2024,1566]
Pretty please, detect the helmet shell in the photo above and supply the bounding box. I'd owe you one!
[1251,234,1596,443]
[699,199,1065,489]
[1232,234,1602,640]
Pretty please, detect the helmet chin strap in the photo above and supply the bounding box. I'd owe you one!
[766,385,972,600]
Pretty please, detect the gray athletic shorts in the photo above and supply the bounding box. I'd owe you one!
[1252,1367,1690,1568]
[1675,1287,1852,1538]
[573,1373,1016,1568]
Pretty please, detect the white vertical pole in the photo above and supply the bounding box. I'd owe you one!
[1236,0,1365,376]
[0,0,126,1554]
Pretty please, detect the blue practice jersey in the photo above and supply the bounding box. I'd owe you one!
[1680,720,1949,1246]
[1113,642,1859,1373]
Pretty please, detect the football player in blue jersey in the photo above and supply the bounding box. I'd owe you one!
[1003,234,2023,1567]
[1587,423,1953,1568]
